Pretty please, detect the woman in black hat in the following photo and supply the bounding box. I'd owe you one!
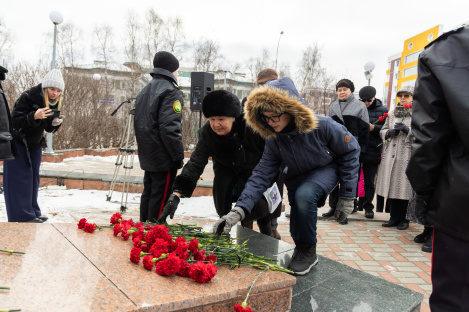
[157,90,273,236]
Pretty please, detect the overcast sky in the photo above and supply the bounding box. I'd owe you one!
[2,0,468,97]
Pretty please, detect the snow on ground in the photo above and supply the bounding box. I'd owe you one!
[0,187,288,224]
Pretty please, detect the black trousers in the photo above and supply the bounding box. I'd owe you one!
[388,199,409,223]
[140,170,177,223]
[430,228,469,312]
[362,162,378,211]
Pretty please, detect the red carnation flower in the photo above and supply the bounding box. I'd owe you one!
[132,227,144,241]
[408,104,413,108]
[141,243,150,253]
[206,253,217,263]
[383,113,389,117]
[77,218,87,229]
[378,116,384,122]
[177,261,191,277]
[142,255,155,271]
[189,261,217,283]
[113,224,123,236]
[135,222,143,228]
[172,242,189,260]
[188,237,199,254]
[234,304,252,312]
[194,250,206,261]
[149,238,169,257]
[121,219,134,230]
[130,247,142,264]
[403,104,409,108]
[84,223,96,233]
[156,254,181,276]
[110,213,122,225]
[121,229,131,241]
[133,237,144,248]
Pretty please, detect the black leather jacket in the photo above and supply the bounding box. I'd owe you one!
[406,25,469,242]
[134,68,184,172]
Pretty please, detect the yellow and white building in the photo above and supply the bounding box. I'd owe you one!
[383,25,443,109]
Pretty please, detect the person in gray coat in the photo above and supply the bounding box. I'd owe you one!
[213,78,360,275]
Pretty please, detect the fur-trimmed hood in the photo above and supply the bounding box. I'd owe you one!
[244,78,317,138]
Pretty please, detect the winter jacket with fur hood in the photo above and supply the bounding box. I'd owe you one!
[328,93,369,160]
[235,78,360,214]
[11,84,62,149]
[172,114,267,217]
[134,68,184,172]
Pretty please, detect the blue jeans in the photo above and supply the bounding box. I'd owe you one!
[289,181,325,247]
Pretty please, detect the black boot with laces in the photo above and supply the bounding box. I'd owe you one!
[288,245,318,275]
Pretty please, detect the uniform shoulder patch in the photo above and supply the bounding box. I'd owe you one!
[344,134,351,142]
[173,100,182,113]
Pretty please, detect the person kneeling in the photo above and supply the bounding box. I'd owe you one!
[212,78,360,275]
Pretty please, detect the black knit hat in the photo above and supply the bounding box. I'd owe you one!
[153,51,179,72]
[202,90,241,118]
[359,86,376,100]
[336,78,355,92]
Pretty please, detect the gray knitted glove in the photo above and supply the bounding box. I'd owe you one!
[335,197,355,222]
[213,207,245,236]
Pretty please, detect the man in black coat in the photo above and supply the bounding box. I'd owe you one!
[134,51,184,223]
[358,86,388,219]
[406,24,469,312]
[0,65,17,161]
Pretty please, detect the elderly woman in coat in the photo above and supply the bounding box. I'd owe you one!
[157,90,273,236]
[376,86,414,230]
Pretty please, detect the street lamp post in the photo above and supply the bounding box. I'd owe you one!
[221,63,231,90]
[44,11,64,155]
[275,31,284,71]
[364,61,375,86]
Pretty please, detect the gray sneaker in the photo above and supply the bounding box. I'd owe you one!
[288,246,318,275]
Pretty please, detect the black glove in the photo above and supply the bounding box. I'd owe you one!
[414,194,431,226]
[157,194,180,223]
[394,122,409,134]
[385,129,400,140]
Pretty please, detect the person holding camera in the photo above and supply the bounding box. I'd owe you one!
[134,51,184,223]
[157,90,274,236]
[3,69,64,223]
[213,78,360,275]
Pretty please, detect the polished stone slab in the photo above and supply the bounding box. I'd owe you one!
[0,222,295,311]
[243,230,424,312]
[0,223,134,311]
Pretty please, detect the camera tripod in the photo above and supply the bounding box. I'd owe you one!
[106,98,137,212]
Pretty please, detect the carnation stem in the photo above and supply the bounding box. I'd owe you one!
[0,249,25,255]
[0,286,10,290]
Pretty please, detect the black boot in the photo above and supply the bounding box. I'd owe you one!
[288,245,318,275]
[421,234,433,253]
[322,207,336,218]
[414,226,432,244]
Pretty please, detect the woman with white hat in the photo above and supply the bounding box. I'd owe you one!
[3,69,65,223]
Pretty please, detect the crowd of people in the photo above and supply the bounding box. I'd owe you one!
[1,25,468,311]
